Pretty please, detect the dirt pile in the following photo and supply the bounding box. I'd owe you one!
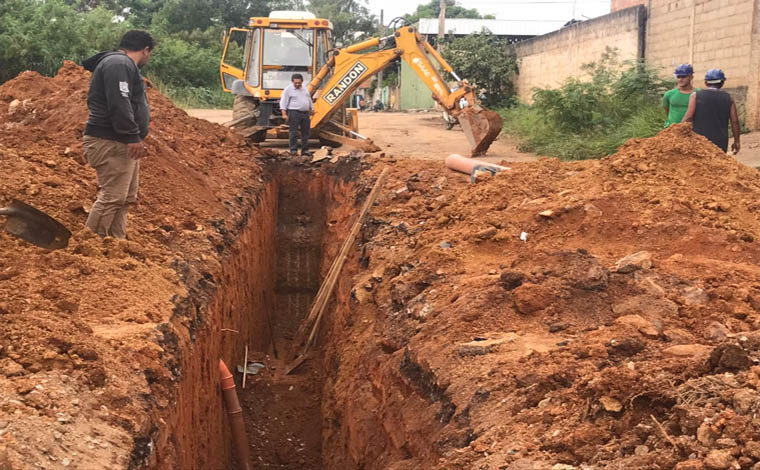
[323,125,760,470]
[0,62,262,468]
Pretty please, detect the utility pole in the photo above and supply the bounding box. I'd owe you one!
[375,9,384,105]
[437,0,446,52]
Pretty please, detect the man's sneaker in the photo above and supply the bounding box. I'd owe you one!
[288,149,298,156]
[301,150,313,157]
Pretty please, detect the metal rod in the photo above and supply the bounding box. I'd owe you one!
[241,344,248,389]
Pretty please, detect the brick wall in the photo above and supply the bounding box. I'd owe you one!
[646,0,760,128]
[514,6,646,102]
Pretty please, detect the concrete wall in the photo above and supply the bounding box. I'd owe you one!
[646,0,760,127]
[514,6,646,102]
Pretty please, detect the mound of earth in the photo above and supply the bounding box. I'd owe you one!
[325,124,760,470]
[0,62,262,468]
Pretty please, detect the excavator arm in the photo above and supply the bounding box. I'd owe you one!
[308,26,503,156]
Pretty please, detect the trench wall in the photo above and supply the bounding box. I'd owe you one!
[149,183,279,469]
[513,6,646,102]
[136,163,362,470]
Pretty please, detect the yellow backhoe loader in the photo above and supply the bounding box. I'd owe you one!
[220,11,502,156]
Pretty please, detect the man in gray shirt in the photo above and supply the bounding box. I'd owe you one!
[280,73,314,156]
[82,30,154,238]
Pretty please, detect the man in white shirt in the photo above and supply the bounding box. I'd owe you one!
[279,73,315,156]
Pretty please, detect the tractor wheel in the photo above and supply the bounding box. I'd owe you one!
[232,95,258,121]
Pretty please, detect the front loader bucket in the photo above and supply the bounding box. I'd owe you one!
[459,108,503,157]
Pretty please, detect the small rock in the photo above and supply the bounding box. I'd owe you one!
[310,147,330,162]
[715,438,737,448]
[682,287,709,306]
[512,283,553,314]
[572,263,609,291]
[638,276,666,297]
[457,336,510,356]
[439,241,452,249]
[600,396,622,412]
[615,251,652,273]
[732,388,758,415]
[704,449,733,469]
[697,422,717,446]
[539,210,554,218]
[634,445,649,456]
[584,204,603,217]
[56,299,79,314]
[352,286,373,305]
[0,358,25,377]
[371,267,384,282]
[705,322,730,342]
[432,176,447,190]
[475,227,497,240]
[500,271,524,291]
[663,344,713,357]
[633,423,653,440]
[551,465,575,470]
[548,323,569,333]
[708,343,751,372]
[743,441,760,459]
[608,337,646,357]
[674,459,704,470]
[615,314,660,338]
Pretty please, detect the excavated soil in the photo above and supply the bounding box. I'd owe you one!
[323,125,760,470]
[4,60,760,470]
[0,62,267,469]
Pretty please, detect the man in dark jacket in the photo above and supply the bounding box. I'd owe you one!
[682,68,740,154]
[82,30,155,238]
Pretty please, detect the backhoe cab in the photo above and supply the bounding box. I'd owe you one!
[220,13,503,155]
[220,11,335,140]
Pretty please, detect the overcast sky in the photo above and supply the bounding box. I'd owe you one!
[366,0,611,33]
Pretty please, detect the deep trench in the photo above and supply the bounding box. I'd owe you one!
[154,161,361,470]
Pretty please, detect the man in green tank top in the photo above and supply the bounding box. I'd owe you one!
[662,64,697,127]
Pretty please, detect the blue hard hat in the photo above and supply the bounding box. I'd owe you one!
[705,68,726,83]
[674,64,693,76]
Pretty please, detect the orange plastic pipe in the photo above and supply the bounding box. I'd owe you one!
[219,359,252,470]
[445,154,509,175]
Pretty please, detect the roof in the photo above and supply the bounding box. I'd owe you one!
[418,18,561,37]
[269,11,316,19]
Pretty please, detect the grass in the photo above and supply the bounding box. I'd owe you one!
[499,102,666,160]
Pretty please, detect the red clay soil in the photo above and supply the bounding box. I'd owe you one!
[0,62,263,469]
[320,125,760,470]
[5,59,760,470]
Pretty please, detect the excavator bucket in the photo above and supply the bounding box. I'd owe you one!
[458,107,504,157]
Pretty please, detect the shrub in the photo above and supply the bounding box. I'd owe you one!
[501,49,675,160]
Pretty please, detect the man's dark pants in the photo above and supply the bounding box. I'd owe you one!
[287,110,310,154]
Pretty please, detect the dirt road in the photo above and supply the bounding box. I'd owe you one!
[187,108,760,167]
[186,109,538,164]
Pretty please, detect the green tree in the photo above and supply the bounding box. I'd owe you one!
[308,0,376,45]
[441,31,517,107]
[0,0,130,82]
[404,0,494,25]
